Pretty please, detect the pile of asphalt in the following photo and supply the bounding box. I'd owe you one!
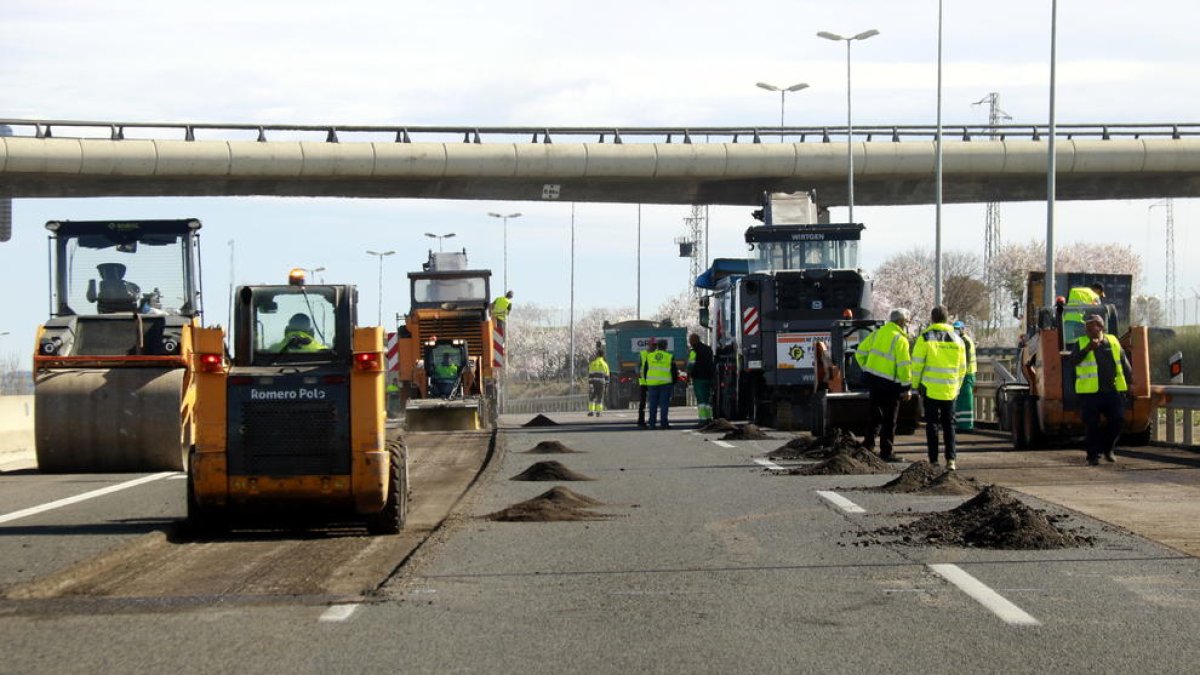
[510,461,595,482]
[872,461,980,496]
[787,447,894,476]
[485,487,608,522]
[697,419,738,434]
[768,428,863,460]
[721,424,771,441]
[871,485,1096,549]
[524,440,582,454]
[523,414,560,427]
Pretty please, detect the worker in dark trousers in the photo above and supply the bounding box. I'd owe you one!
[636,340,652,428]
[855,308,913,461]
[1070,313,1133,465]
[643,339,679,429]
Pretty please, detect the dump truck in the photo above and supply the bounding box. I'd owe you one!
[600,319,688,410]
[187,269,406,534]
[703,192,909,430]
[996,271,1153,448]
[34,219,204,472]
[395,250,497,431]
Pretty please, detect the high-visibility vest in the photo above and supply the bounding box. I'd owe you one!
[855,321,912,384]
[911,323,966,401]
[491,296,512,321]
[588,356,609,382]
[638,350,650,386]
[1075,334,1128,394]
[962,334,977,376]
[268,330,327,353]
[433,363,459,379]
[645,350,673,386]
[1064,287,1100,324]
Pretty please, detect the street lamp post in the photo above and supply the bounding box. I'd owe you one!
[755,81,809,143]
[817,28,880,224]
[934,0,944,306]
[365,250,395,325]
[423,232,456,252]
[304,266,326,283]
[487,212,522,292]
[1044,0,1059,307]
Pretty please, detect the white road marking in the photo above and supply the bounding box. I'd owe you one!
[167,474,188,480]
[0,472,176,525]
[712,441,735,448]
[753,458,785,471]
[928,564,1041,626]
[815,490,867,514]
[318,603,360,623]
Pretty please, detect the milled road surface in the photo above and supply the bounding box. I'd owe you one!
[2,410,1200,674]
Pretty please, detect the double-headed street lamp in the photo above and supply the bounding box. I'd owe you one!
[817,28,880,224]
[365,250,395,325]
[487,212,522,291]
[423,232,456,252]
[755,81,809,143]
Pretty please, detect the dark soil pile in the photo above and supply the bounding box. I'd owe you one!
[485,486,608,522]
[721,424,771,441]
[788,447,893,476]
[697,419,738,434]
[510,460,596,481]
[524,440,581,454]
[872,462,980,495]
[768,428,863,460]
[873,485,1096,549]
[522,414,559,427]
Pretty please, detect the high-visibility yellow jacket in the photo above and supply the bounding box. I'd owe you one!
[267,329,328,353]
[962,334,977,376]
[1075,334,1128,394]
[644,350,673,386]
[588,356,610,382]
[911,322,966,401]
[1064,287,1100,324]
[855,321,912,385]
[491,296,512,321]
[638,350,649,386]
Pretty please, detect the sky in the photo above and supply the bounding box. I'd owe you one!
[3,0,1200,356]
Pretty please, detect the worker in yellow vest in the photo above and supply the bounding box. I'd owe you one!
[854,308,912,461]
[491,290,514,324]
[636,340,652,428]
[642,339,679,429]
[587,349,611,417]
[953,320,977,431]
[1070,313,1132,465]
[1063,283,1103,328]
[911,306,966,470]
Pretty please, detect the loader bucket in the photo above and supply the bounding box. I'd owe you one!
[404,400,481,432]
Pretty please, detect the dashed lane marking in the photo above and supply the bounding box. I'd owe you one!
[712,441,735,448]
[815,490,867,514]
[929,564,1041,626]
[0,472,177,525]
[319,603,360,623]
[753,458,785,471]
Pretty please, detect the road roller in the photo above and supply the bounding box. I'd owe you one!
[187,269,407,534]
[34,219,204,473]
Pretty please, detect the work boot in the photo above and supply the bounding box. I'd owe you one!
[587,411,594,417]
[947,459,957,471]
[1103,450,1116,463]
[928,456,938,466]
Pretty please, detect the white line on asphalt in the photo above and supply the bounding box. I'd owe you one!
[319,603,360,623]
[928,564,1041,626]
[753,458,785,471]
[815,490,867,514]
[713,441,735,448]
[167,474,188,480]
[0,472,177,525]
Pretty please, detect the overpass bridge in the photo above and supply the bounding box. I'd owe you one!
[2,119,1199,206]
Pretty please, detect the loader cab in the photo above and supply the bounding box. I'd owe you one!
[422,339,471,399]
[232,282,356,366]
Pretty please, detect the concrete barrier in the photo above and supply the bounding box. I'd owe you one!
[0,395,34,459]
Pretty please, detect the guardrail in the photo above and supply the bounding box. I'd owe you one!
[2,118,1198,145]
[1152,385,1200,446]
[502,394,588,416]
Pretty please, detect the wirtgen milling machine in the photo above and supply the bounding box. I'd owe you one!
[187,269,407,534]
[396,249,497,431]
[35,219,203,472]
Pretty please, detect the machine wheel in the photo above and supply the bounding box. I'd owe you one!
[1010,395,1029,450]
[366,439,409,535]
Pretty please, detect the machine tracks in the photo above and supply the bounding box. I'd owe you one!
[2,429,497,610]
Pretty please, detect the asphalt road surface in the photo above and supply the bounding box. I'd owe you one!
[2,410,1200,674]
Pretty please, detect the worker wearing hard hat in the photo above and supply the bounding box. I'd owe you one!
[953,320,977,431]
[269,313,329,353]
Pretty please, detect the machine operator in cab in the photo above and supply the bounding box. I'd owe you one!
[269,313,329,353]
